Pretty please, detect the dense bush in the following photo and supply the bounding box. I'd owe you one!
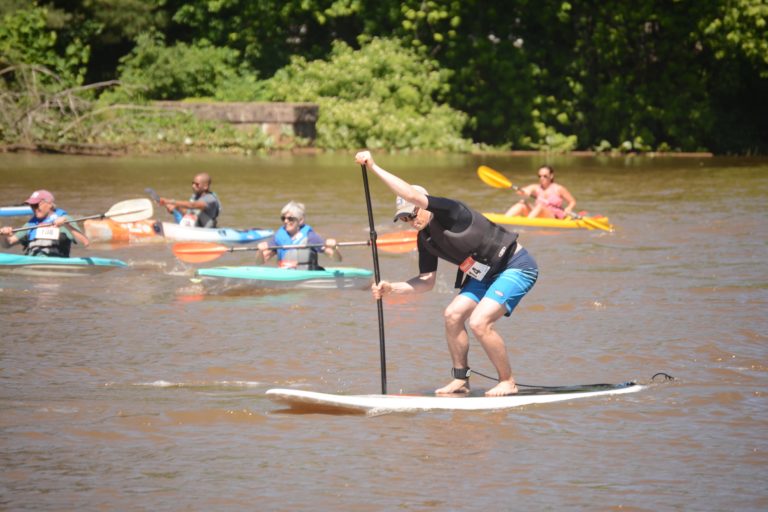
[261,38,471,151]
[0,4,90,85]
[108,32,245,102]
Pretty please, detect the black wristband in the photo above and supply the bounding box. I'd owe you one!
[452,367,471,380]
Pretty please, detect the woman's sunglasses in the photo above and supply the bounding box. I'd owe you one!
[280,215,298,222]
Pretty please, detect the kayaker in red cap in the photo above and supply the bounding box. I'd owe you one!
[0,190,89,257]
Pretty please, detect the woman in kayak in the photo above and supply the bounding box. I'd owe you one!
[504,165,577,219]
[0,189,89,257]
[256,201,341,270]
[355,151,538,397]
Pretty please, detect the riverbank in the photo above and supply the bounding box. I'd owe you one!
[1,142,715,158]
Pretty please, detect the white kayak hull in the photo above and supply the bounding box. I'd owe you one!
[161,222,273,243]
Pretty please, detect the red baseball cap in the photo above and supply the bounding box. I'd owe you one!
[24,190,55,205]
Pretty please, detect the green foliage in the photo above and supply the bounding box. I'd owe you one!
[261,38,471,150]
[0,63,118,146]
[91,107,273,154]
[167,0,350,77]
[0,3,90,85]
[2,0,767,154]
[703,0,768,78]
[109,32,245,101]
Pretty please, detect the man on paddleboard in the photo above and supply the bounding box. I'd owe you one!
[256,201,341,270]
[504,165,577,219]
[355,151,538,397]
[0,190,89,257]
[159,173,221,228]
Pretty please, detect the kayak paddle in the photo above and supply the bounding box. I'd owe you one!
[477,165,613,232]
[172,230,418,263]
[146,187,184,223]
[144,187,161,204]
[12,198,154,233]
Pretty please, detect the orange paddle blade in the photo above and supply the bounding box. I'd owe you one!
[477,165,513,189]
[172,242,231,263]
[376,230,417,253]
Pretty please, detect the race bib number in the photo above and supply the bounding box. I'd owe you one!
[180,214,197,227]
[35,227,60,240]
[459,256,490,281]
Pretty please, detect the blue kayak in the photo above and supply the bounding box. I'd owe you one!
[195,266,374,290]
[0,206,33,217]
[0,252,128,276]
[161,222,273,244]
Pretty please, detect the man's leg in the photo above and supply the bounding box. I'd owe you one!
[468,298,518,396]
[436,294,478,395]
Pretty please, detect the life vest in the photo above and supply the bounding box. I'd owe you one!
[274,224,320,270]
[22,208,74,257]
[180,191,222,228]
[420,204,518,284]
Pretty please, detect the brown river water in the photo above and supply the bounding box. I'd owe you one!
[1,152,766,510]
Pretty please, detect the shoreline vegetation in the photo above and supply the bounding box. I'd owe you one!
[0,140,715,159]
[2,3,765,157]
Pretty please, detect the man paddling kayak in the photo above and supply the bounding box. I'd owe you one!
[256,201,341,270]
[0,190,89,257]
[159,172,221,228]
[355,151,538,396]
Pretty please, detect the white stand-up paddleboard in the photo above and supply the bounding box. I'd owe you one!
[266,382,643,415]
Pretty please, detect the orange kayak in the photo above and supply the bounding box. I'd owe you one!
[84,219,163,243]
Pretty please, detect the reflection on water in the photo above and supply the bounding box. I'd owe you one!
[1,153,767,511]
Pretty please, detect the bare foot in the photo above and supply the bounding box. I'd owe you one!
[435,379,470,395]
[485,380,518,396]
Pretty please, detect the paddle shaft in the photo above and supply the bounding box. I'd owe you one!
[13,212,112,233]
[9,199,153,234]
[146,187,184,223]
[192,240,392,252]
[360,163,387,395]
[145,188,161,204]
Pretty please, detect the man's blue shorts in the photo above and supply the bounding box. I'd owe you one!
[460,267,539,316]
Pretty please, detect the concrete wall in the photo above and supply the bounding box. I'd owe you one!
[153,101,319,146]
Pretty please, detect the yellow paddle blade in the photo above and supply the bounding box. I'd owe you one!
[567,213,614,232]
[580,217,615,232]
[477,165,513,189]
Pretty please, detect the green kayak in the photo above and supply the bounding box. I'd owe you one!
[0,252,128,277]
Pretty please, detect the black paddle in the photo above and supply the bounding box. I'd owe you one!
[360,163,387,395]
[146,187,183,223]
[144,188,161,204]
